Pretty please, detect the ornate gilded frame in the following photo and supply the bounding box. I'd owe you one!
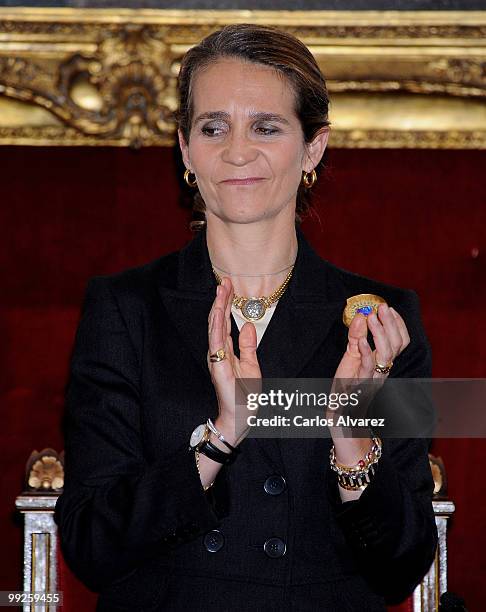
[0,8,485,148]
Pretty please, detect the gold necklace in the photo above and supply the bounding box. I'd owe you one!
[212,266,294,322]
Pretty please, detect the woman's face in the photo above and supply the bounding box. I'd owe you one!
[178,58,328,226]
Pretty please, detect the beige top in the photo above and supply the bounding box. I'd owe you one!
[230,301,278,348]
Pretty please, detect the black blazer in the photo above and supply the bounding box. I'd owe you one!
[55,225,438,612]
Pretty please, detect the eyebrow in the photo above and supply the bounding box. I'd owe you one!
[193,111,291,126]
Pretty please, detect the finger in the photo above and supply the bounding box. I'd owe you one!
[208,306,225,356]
[238,322,259,369]
[357,336,374,378]
[207,307,235,379]
[222,277,234,337]
[367,309,393,369]
[353,337,382,411]
[347,313,368,360]
[208,284,220,329]
[376,303,403,355]
[225,330,236,367]
[389,307,410,350]
[208,281,227,345]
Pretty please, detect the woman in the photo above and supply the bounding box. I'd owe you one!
[55,24,438,611]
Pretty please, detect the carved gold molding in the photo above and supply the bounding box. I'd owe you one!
[0,9,485,148]
[25,448,64,492]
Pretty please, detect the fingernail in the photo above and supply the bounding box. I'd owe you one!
[216,286,221,296]
[390,307,398,318]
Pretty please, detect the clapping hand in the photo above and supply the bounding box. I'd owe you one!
[207,277,262,445]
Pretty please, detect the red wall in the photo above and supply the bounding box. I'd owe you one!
[1,146,485,608]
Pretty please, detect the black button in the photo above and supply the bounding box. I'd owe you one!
[264,475,286,496]
[203,529,225,553]
[263,537,286,558]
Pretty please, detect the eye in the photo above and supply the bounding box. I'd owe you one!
[200,122,227,137]
[255,125,280,136]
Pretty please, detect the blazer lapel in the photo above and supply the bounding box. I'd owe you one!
[157,228,217,381]
[252,226,345,379]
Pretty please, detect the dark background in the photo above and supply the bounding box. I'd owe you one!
[0,145,485,609]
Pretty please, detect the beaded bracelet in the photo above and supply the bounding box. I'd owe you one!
[329,437,382,491]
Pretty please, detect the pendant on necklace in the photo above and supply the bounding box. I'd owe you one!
[240,298,266,321]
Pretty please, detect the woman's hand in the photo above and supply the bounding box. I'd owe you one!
[333,303,410,390]
[207,277,262,446]
[329,303,411,476]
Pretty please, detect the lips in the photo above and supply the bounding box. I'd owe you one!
[221,177,266,185]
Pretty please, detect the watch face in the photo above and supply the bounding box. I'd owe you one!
[190,424,207,449]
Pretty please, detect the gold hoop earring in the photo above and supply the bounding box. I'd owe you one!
[184,169,197,187]
[302,169,317,189]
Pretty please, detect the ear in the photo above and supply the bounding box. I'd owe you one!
[302,127,330,173]
[178,128,191,170]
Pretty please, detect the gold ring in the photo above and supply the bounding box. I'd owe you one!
[374,360,393,375]
[209,348,226,363]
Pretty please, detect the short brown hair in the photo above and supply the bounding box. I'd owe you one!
[174,24,331,229]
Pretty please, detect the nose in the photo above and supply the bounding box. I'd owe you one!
[221,129,258,166]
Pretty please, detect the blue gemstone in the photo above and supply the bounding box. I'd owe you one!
[356,306,373,316]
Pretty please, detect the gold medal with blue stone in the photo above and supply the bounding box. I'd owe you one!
[343,293,387,327]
